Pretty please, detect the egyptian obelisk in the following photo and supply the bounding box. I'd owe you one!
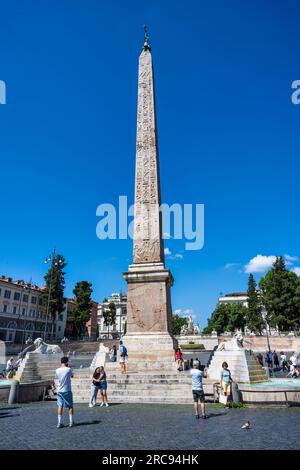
[123,28,177,367]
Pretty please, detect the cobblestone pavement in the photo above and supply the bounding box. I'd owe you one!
[0,402,300,450]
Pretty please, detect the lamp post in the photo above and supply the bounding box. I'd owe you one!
[43,249,64,342]
[21,279,34,349]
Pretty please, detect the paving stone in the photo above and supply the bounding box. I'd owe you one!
[0,402,300,450]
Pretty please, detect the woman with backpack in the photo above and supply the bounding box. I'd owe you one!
[119,340,127,374]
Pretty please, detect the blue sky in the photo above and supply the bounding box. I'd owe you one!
[0,0,300,328]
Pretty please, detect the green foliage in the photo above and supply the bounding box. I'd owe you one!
[71,281,93,337]
[42,253,67,329]
[103,302,117,337]
[172,314,188,335]
[180,344,205,350]
[246,274,264,334]
[203,302,247,335]
[259,256,300,331]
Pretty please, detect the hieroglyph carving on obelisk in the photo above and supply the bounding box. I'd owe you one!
[133,44,164,264]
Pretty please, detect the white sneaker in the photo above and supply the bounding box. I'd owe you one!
[105,402,109,407]
[89,403,94,408]
[100,402,104,407]
[57,423,64,428]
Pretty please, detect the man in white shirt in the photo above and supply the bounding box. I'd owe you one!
[190,360,208,419]
[55,356,74,428]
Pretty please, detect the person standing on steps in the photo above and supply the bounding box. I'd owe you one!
[99,366,109,407]
[55,356,74,428]
[190,360,208,419]
[119,340,127,374]
[89,367,101,407]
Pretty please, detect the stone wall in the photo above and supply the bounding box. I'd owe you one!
[219,335,300,351]
[175,335,218,350]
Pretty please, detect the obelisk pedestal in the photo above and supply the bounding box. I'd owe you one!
[122,32,177,369]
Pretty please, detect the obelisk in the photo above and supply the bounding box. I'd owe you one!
[123,28,177,367]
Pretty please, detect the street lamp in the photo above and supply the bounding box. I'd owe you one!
[43,249,64,341]
[21,279,35,349]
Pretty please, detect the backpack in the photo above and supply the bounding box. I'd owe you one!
[121,345,128,357]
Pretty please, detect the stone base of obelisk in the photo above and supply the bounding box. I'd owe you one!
[121,262,178,371]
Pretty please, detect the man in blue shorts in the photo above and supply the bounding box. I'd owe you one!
[55,356,74,428]
[190,360,208,419]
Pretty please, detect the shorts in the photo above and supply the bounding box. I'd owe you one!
[192,389,205,403]
[222,382,231,394]
[119,356,126,363]
[100,381,107,391]
[57,391,73,408]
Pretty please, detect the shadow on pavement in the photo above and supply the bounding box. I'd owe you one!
[0,406,21,411]
[207,412,228,418]
[72,420,101,427]
[0,412,20,419]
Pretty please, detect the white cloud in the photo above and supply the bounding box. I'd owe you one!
[245,255,276,273]
[284,254,299,266]
[170,253,183,260]
[224,263,240,270]
[174,309,197,320]
[291,267,300,276]
[164,247,171,255]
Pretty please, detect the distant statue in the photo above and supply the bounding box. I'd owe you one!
[31,337,63,354]
[217,332,244,351]
[180,316,200,336]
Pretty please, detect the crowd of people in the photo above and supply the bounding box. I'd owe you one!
[256,350,300,377]
[32,341,300,428]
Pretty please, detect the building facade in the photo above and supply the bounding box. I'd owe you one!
[97,293,127,339]
[0,275,70,344]
[0,275,48,344]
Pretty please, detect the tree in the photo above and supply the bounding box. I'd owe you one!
[70,281,93,337]
[246,274,264,334]
[203,302,246,335]
[42,253,67,338]
[172,314,188,335]
[259,256,300,331]
[103,302,116,338]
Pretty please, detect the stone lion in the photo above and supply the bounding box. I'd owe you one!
[31,338,63,354]
[217,332,244,351]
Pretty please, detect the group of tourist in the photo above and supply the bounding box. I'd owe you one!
[256,350,300,377]
[53,341,299,428]
[3,356,22,379]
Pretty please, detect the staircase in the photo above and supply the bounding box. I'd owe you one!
[208,349,268,383]
[71,368,215,404]
[15,353,60,383]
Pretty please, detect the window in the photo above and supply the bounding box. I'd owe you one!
[4,290,11,299]
[30,309,35,318]
[59,314,63,321]
[23,294,29,302]
[31,296,37,304]
[39,298,43,306]
[22,307,26,316]
[58,326,61,332]
[3,304,8,313]
[14,292,20,301]
[13,306,17,314]
[38,310,42,319]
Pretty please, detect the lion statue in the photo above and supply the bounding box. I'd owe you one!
[31,337,63,354]
[217,332,244,351]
